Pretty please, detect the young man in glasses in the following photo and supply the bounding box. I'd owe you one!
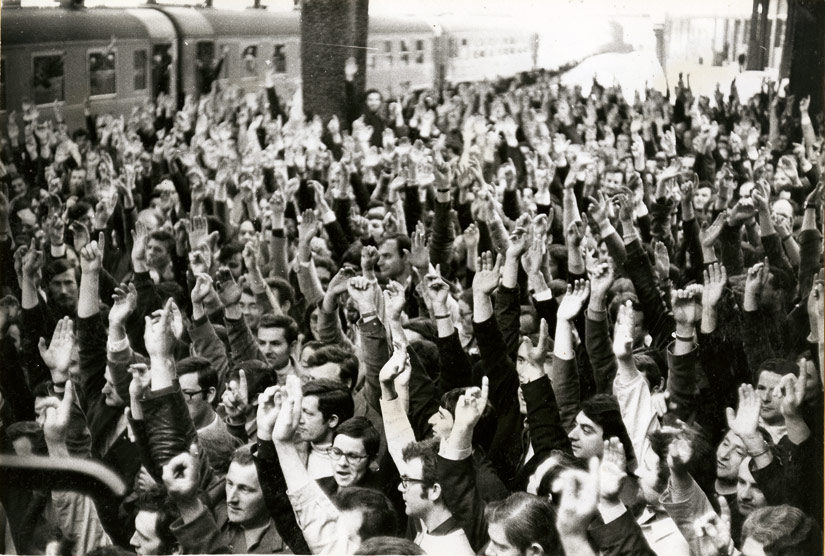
[399,438,474,555]
[177,356,240,449]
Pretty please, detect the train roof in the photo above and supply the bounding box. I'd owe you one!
[162,6,300,38]
[0,6,168,46]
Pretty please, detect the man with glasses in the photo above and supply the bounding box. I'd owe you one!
[398,439,474,555]
[177,356,240,450]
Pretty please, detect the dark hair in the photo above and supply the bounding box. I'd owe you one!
[533,450,580,499]
[608,292,641,324]
[334,487,399,540]
[633,353,662,390]
[580,394,638,472]
[176,356,218,394]
[409,339,440,381]
[379,233,411,255]
[135,488,177,553]
[66,200,93,222]
[199,430,242,475]
[302,379,354,424]
[355,536,424,555]
[314,255,337,278]
[484,492,560,555]
[305,345,359,391]
[258,314,299,344]
[85,546,134,556]
[401,438,439,486]
[218,241,244,263]
[334,417,381,460]
[32,381,54,399]
[5,421,48,455]
[741,505,818,555]
[43,258,77,286]
[148,229,174,250]
[440,387,496,451]
[266,276,295,308]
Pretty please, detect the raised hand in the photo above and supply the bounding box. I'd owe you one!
[671,284,703,328]
[694,497,733,556]
[191,272,213,305]
[257,386,284,441]
[162,444,201,501]
[43,381,74,446]
[347,275,379,315]
[408,222,430,271]
[518,318,549,383]
[612,300,635,359]
[128,362,151,402]
[215,266,241,307]
[554,457,600,537]
[666,428,693,475]
[144,298,177,359]
[653,241,670,281]
[472,251,502,296]
[743,259,770,310]
[79,233,105,274]
[557,280,590,321]
[38,317,75,384]
[361,245,379,278]
[599,437,627,500]
[773,372,807,419]
[586,191,609,226]
[423,267,450,311]
[131,220,149,266]
[110,282,137,325]
[297,209,318,244]
[219,369,249,424]
[700,211,727,248]
[383,280,407,321]
[22,239,44,283]
[507,226,529,259]
[702,263,727,309]
[326,266,357,298]
[453,376,489,430]
[726,384,761,440]
[272,374,302,442]
[379,344,409,386]
[521,233,545,277]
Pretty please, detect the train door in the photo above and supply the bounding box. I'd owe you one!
[152,43,173,98]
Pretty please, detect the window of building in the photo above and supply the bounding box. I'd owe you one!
[400,40,410,65]
[33,53,65,104]
[133,49,147,91]
[415,39,425,64]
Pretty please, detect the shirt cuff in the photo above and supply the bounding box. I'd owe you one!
[438,441,473,461]
[107,336,130,354]
[533,289,554,302]
[321,210,337,225]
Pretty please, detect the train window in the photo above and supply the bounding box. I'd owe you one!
[415,40,424,64]
[774,19,783,47]
[400,41,409,65]
[133,50,147,91]
[448,38,458,58]
[32,53,65,105]
[89,50,117,97]
[384,41,392,53]
[0,59,5,111]
[272,45,286,73]
[242,45,258,77]
[152,44,172,97]
[368,53,376,69]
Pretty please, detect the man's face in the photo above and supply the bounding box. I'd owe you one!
[130,510,165,555]
[102,366,126,407]
[736,459,766,516]
[227,252,243,280]
[366,91,382,112]
[427,406,454,441]
[225,462,267,527]
[568,411,604,460]
[11,177,27,197]
[240,292,261,331]
[399,457,432,517]
[297,395,333,443]
[756,371,783,424]
[145,239,171,270]
[331,434,370,487]
[378,239,406,280]
[47,269,78,312]
[603,171,623,190]
[69,170,86,193]
[179,372,213,426]
[716,429,747,481]
[257,326,291,369]
[238,221,255,245]
[693,186,712,210]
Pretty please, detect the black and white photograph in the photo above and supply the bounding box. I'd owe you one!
[0,0,823,554]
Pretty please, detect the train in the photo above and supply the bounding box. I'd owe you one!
[0,2,624,130]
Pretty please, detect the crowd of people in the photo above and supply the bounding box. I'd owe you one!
[0,53,822,556]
